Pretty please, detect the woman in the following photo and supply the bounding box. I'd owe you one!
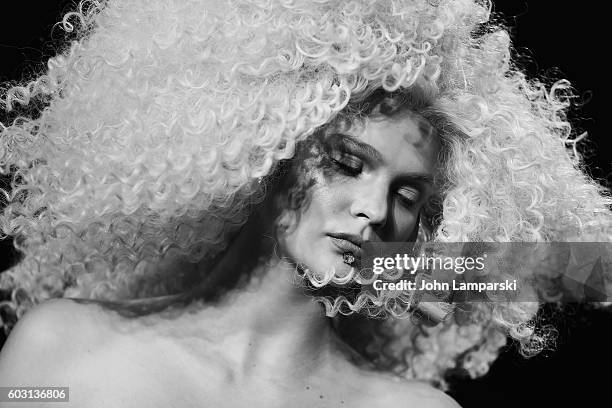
[0,0,610,406]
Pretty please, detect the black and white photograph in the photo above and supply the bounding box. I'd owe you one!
[0,1,611,407]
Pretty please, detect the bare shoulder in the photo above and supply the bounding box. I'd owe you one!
[354,370,461,408]
[0,298,104,369]
[0,298,213,407]
[324,353,460,408]
[320,347,460,408]
[379,381,461,408]
[0,298,152,407]
[0,298,112,373]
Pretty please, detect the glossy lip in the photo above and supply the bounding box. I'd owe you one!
[328,233,363,259]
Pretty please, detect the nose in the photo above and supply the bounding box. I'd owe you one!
[349,181,389,227]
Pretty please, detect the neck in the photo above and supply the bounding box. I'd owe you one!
[208,258,334,381]
[182,212,338,384]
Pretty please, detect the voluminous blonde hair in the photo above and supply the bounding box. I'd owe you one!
[1,0,610,389]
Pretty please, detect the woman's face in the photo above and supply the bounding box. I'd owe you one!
[275,110,439,279]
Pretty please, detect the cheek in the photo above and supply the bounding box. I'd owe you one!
[304,181,344,221]
[279,180,342,242]
[388,206,418,241]
[307,167,352,210]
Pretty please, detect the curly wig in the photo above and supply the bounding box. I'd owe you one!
[1,0,610,389]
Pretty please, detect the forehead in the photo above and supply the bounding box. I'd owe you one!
[348,111,439,174]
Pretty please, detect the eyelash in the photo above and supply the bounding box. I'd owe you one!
[396,189,420,207]
[331,153,363,175]
[331,153,420,207]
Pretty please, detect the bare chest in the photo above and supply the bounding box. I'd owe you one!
[102,336,372,408]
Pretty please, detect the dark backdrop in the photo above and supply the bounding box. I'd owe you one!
[1,2,611,407]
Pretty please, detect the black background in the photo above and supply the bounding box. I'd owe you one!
[1,2,611,407]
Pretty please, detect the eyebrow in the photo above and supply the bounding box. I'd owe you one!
[333,133,435,186]
[395,173,435,188]
[334,133,385,164]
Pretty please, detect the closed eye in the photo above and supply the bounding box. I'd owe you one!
[331,152,363,175]
[396,186,420,207]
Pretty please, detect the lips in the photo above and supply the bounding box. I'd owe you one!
[328,233,363,259]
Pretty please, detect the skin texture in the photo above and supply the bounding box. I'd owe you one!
[279,111,439,280]
[0,112,458,408]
